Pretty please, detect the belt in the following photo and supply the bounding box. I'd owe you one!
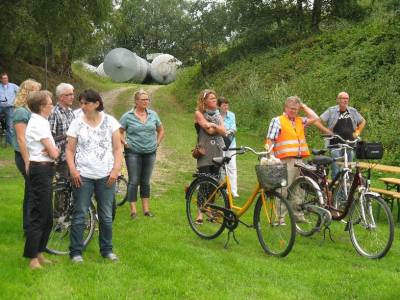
[30,161,54,166]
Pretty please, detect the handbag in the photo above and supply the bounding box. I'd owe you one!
[355,141,384,160]
[191,144,206,159]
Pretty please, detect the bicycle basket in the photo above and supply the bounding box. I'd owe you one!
[255,163,288,190]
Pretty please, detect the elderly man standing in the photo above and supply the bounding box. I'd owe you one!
[48,83,75,177]
[0,73,19,146]
[265,96,321,223]
[320,91,366,179]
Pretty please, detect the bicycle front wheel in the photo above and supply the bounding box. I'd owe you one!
[46,194,96,255]
[287,177,322,237]
[115,176,128,206]
[186,176,228,239]
[348,194,394,259]
[253,190,296,257]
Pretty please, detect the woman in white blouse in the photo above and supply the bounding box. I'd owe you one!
[24,90,59,269]
[66,89,122,263]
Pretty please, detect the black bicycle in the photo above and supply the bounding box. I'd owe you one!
[46,173,96,255]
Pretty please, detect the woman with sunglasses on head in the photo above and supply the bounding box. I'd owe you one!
[119,89,164,219]
[193,89,226,224]
[66,89,122,263]
[12,79,42,236]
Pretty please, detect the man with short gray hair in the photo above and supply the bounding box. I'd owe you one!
[320,91,366,179]
[49,83,75,177]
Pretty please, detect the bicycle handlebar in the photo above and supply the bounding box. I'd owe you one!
[322,134,360,150]
[223,146,272,156]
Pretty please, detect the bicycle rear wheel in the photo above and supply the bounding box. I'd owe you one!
[332,172,354,219]
[287,177,322,237]
[186,176,228,239]
[46,191,96,255]
[253,191,296,257]
[348,194,394,259]
[115,176,128,206]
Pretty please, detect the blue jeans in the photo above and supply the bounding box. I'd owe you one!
[70,176,115,257]
[125,151,156,202]
[0,106,14,145]
[331,149,353,179]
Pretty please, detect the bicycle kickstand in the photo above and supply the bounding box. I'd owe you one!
[224,229,239,249]
[322,225,334,242]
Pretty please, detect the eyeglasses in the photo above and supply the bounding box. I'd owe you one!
[139,98,150,101]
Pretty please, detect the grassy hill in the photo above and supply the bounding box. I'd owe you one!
[172,8,400,163]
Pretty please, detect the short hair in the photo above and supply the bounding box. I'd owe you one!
[15,79,42,108]
[336,91,349,100]
[134,89,149,101]
[78,89,104,111]
[27,90,53,113]
[285,95,301,107]
[217,96,229,106]
[196,89,217,113]
[55,83,74,98]
[1,72,8,78]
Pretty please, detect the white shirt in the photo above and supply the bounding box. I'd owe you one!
[67,113,120,179]
[26,113,56,162]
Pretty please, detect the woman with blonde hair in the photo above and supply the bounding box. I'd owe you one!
[119,89,164,219]
[193,89,226,224]
[12,79,42,235]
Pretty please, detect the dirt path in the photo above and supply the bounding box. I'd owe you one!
[100,85,168,197]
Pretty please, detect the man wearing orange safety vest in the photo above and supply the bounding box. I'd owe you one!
[265,96,322,223]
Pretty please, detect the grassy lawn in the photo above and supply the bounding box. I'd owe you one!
[0,78,399,299]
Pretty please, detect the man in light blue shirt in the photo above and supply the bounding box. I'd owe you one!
[0,73,19,145]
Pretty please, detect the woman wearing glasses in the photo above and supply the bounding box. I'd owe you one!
[119,90,164,219]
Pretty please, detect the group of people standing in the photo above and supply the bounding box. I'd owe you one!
[193,89,365,224]
[6,75,164,269]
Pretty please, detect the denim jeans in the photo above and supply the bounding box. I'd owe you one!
[331,149,354,179]
[125,152,156,202]
[70,176,115,257]
[15,151,31,234]
[23,163,54,258]
[0,106,14,145]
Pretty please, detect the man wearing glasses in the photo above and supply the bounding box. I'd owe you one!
[49,83,75,177]
[0,73,19,146]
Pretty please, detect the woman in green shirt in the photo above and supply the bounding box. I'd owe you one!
[12,79,42,235]
[119,90,164,219]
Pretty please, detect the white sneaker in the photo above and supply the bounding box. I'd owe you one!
[104,253,119,261]
[232,193,239,198]
[71,255,84,263]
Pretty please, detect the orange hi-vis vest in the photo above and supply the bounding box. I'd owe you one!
[273,115,310,159]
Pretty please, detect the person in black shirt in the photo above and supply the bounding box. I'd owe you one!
[319,92,366,178]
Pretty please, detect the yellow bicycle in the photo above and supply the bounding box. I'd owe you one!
[185,146,296,257]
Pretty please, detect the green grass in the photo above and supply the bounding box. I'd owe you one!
[0,83,399,299]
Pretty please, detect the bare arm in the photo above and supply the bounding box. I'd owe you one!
[195,111,226,136]
[156,125,165,147]
[15,123,30,173]
[313,119,333,135]
[66,136,81,187]
[301,103,320,125]
[107,130,122,187]
[40,138,59,159]
[119,128,127,146]
[354,118,366,137]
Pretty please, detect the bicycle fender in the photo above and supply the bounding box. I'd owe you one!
[185,176,220,200]
[297,176,325,205]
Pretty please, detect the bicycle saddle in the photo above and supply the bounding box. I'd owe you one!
[212,156,231,166]
[294,161,317,172]
[312,149,327,155]
[310,155,333,166]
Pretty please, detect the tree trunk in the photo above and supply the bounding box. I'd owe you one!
[296,0,304,32]
[311,0,323,32]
